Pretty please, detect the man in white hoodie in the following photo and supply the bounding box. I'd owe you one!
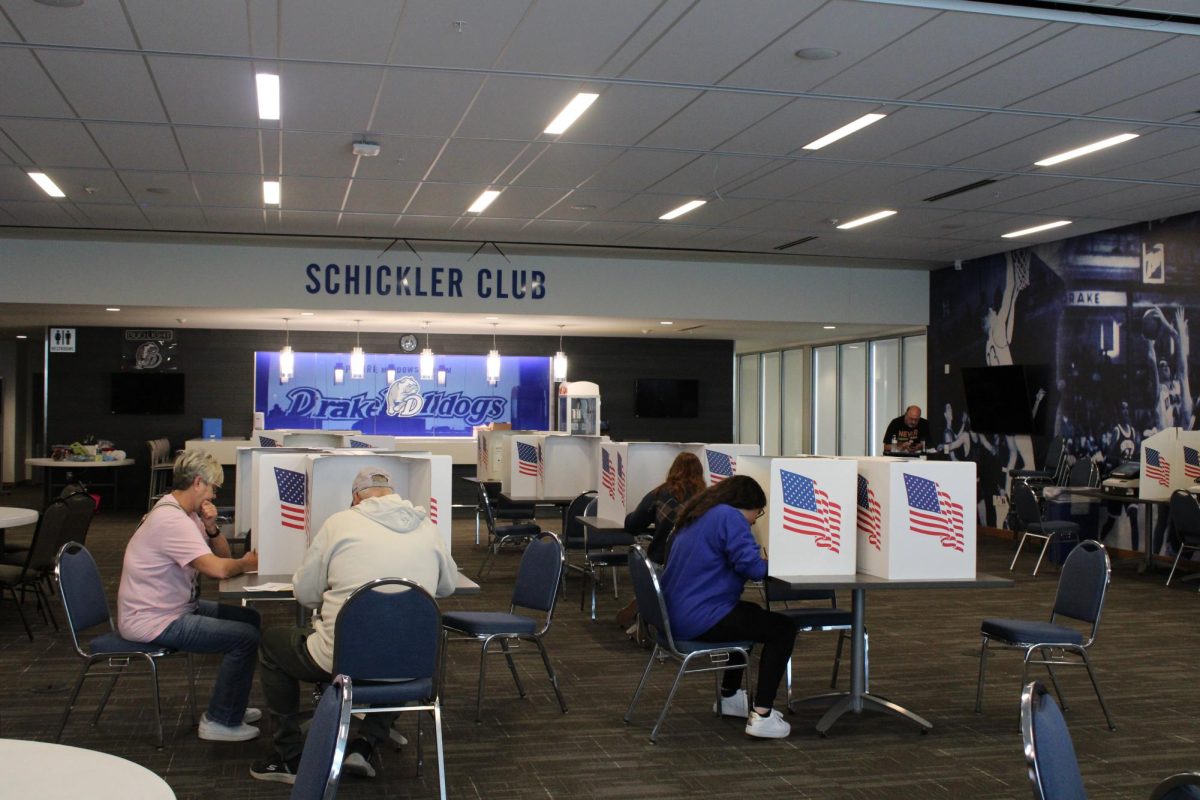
[251,467,458,784]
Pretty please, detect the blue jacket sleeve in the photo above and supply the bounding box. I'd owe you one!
[719,507,767,581]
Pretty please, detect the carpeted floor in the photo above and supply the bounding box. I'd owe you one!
[0,483,1197,799]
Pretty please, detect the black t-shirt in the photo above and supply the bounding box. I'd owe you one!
[883,416,930,451]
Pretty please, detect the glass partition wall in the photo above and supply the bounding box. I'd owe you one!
[737,333,926,456]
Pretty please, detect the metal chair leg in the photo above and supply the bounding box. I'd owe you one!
[650,659,691,743]
[624,646,659,724]
[1009,533,1029,571]
[975,635,990,713]
[1166,548,1184,585]
[499,638,526,697]
[1080,650,1116,731]
[534,637,567,714]
[1033,535,1052,576]
[6,587,34,640]
[56,663,91,741]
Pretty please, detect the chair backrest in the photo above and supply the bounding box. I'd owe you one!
[333,579,441,685]
[584,497,598,516]
[1169,490,1200,547]
[55,542,114,651]
[1043,436,1065,468]
[1012,481,1043,528]
[627,545,676,651]
[290,674,353,800]
[476,482,498,535]
[1151,773,1200,800]
[58,491,97,550]
[23,498,73,575]
[147,438,171,467]
[1066,459,1097,488]
[1051,540,1110,630]
[562,491,598,548]
[1021,681,1088,800]
[511,533,565,615]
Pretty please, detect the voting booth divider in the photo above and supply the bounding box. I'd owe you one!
[596,442,679,521]
[738,456,858,576]
[345,434,397,449]
[688,443,759,486]
[1139,427,1200,501]
[540,435,603,499]
[475,428,541,481]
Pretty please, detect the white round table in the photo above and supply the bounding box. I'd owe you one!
[0,507,38,529]
[25,457,135,508]
[0,738,175,799]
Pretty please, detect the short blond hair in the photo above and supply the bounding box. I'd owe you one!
[171,449,223,490]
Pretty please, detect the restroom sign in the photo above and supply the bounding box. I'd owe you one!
[49,328,76,353]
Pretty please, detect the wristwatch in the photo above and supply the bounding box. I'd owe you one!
[205,523,221,539]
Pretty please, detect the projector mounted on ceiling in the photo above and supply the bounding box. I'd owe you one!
[351,141,381,157]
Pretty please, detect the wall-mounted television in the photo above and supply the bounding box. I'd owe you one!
[111,371,185,415]
[960,365,1038,435]
[635,378,699,418]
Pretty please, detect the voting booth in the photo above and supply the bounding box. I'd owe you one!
[502,434,546,498]
[596,442,682,520]
[1140,428,1200,501]
[476,427,539,481]
[852,457,977,580]
[738,456,857,576]
[541,434,603,498]
[700,444,760,485]
[345,434,397,449]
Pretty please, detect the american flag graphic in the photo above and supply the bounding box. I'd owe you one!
[478,435,488,466]
[1145,447,1171,487]
[428,496,439,525]
[1184,446,1200,480]
[780,470,842,554]
[274,467,307,531]
[601,450,616,499]
[350,440,372,449]
[856,475,882,551]
[537,443,545,480]
[903,473,963,552]
[259,435,279,447]
[617,453,626,503]
[516,442,540,477]
[707,450,734,485]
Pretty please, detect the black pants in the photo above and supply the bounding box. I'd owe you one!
[695,601,796,711]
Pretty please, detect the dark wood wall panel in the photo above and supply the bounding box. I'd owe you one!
[46,327,733,509]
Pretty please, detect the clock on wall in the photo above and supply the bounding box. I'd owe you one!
[399,334,418,352]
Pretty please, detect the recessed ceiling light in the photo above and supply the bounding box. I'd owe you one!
[823,325,837,330]
[300,312,315,316]
[28,172,65,198]
[1001,220,1072,239]
[485,316,499,321]
[837,210,897,229]
[795,47,840,60]
[1034,133,1138,167]
[659,200,706,220]
[803,113,887,150]
[16,334,28,339]
[105,307,120,312]
[256,73,280,120]
[263,180,281,205]
[467,189,500,214]
[544,92,599,135]
[660,321,674,326]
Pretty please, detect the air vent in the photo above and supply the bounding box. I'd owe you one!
[923,179,997,203]
[774,235,818,251]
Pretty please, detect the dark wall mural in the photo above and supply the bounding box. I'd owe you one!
[929,210,1200,554]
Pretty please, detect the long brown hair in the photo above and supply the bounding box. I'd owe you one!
[657,452,705,503]
[672,475,766,533]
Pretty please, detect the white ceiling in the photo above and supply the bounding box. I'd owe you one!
[2,0,1199,348]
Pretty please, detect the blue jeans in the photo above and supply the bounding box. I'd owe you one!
[152,600,261,726]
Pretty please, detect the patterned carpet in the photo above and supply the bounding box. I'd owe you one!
[0,484,1197,799]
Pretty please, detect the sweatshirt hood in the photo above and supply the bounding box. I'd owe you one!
[351,493,427,533]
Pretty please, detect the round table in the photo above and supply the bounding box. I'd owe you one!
[25,457,135,508]
[0,506,38,549]
[0,738,175,798]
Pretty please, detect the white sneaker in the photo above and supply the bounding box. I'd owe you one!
[714,689,748,718]
[243,707,262,724]
[745,709,791,739]
[198,712,261,742]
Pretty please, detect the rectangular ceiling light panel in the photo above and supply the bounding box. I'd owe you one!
[544,93,599,135]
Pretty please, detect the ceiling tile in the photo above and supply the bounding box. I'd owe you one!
[175,127,263,174]
[370,72,486,139]
[124,0,254,54]
[117,170,200,206]
[639,92,791,151]
[89,123,186,171]
[558,85,698,147]
[343,178,417,215]
[278,62,383,132]
[0,119,109,168]
[277,175,351,212]
[277,0,401,62]
[425,138,531,184]
[582,149,696,193]
[2,0,137,48]
[148,55,258,128]
[386,1,530,69]
[0,49,74,119]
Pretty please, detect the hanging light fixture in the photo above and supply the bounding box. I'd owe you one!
[350,320,365,379]
[386,364,397,384]
[419,321,435,380]
[437,365,448,386]
[553,324,568,382]
[279,317,294,383]
[333,363,345,385]
[486,323,501,385]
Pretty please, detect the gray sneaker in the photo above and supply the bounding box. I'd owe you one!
[744,708,791,739]
[198,712,260,742]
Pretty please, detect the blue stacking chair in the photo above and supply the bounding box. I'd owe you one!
[762,582,863,706]
[623,545,753,743]
[978,540,1115,730]
[1009,479,1080,575]
[476,482,540,578]
[442,533,567,724]
[291,674,353,800]
[54,542,197,748]
[332,578,446,800]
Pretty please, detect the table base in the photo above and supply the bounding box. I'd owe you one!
[791,690,932,734]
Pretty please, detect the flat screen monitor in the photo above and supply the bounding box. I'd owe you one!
[635,378,699,418]
[111,371,185,415]
[960,365,1035,435]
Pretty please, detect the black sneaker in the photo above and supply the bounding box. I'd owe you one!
[250,754,300,784]
[342,738,377,778]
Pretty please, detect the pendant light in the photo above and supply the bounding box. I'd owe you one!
[279,317,294,384]
[553,324,568,382]
[386,364,397,384]
[350,319,365,379]
[333,363,345,385]
[486,323,501,385]
[419,321,435,380]
[437,365,448,386]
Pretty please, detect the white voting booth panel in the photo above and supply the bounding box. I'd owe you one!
[252,429,287,448]
[596,442,682,520]
[237,447,324,536]
[502,435,545,498]
[739,456,857,576]
[252,451,319,575]
[1139,428,1200,500]
[345,435,397,449]
[476,429,538,481]
[541,435,602,498]
[853,457,976,580]
[702,444,759,485]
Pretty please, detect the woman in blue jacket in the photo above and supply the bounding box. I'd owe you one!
[659,475,796,739]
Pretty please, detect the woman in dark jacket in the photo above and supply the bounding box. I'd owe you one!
[624,452,706,563]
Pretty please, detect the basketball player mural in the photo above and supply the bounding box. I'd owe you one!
[984,249,1037,474]
[1142,305,1192,433]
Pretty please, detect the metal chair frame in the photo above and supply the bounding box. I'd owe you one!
[978,540,1115,731]
[761,583,867,707]
[623,546,752,743]
[54,541,197,748]
[476,481,539,578]
[291,674,354,800]
[1009,479,1080,575]
[1166,490,1200,589]
[146,438,174,510]
[1020,681,1088,800]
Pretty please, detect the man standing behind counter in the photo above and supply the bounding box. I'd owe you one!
[252,467,458,785]
[883,405,931,454]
